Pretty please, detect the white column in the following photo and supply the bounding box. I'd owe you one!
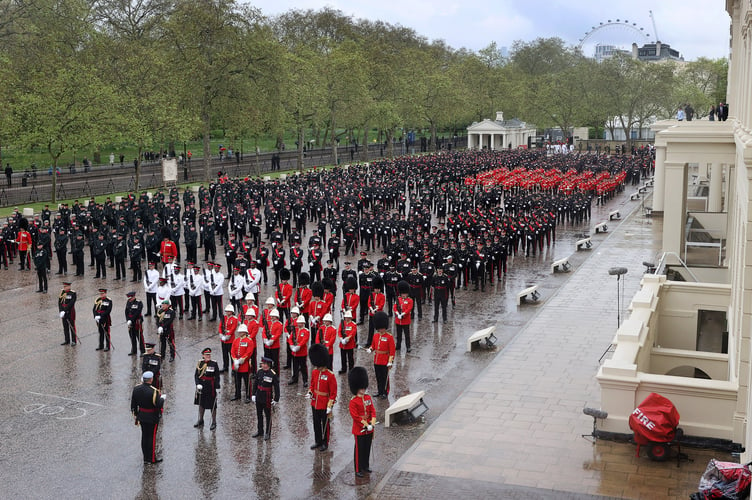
[478,133,484,149]
[490,133,495,150]
[653,144,667,212]
[662,161,688,263]
[709,163,723,212]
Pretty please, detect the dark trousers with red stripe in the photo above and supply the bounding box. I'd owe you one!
[354,432,373,473]
[312,408,330,446]
[374,364,389,396]
[140,421,159,462]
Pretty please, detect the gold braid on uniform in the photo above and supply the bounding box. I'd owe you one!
[150,386,161,405]
[156,309,166,322]
[196,360,207,377]
[95,298,103,308]
[59,290,66,303]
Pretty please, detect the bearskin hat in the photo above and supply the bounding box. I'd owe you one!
[298,272,310,286]
[160,226,171,239]
[279,268,291,281]
[398,280,410,294]
[372,275,384,291]
[348,366,369,395]
[18,217,28,230]
[322,277,335,293]
[373,310,389,330]
[311,281,324,299]
[309,343,329,368]
[346,277,358,292]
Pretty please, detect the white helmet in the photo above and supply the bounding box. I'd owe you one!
[224,304,234,313]
[343,309,353,318]
[246,308,256,317]
[296,316,306,324]
[245,292,255,301]
[290,306,300,315]
[237,324,248,334]
[323,313,333,322]
[269,309,280,318]
[265,297,275,305]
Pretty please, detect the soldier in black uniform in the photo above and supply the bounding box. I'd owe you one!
[125,291,145,356]
[68,228,83,274]
[358,262,375,325]
[340,261,357,289]
[114,232,127,280]
[156,299,177,361]
[54,228,68,275]
[142,343,162,388]
[93,288,113,351]
[252,356,280,440]
[128,229,144,282]
[383,264,401,315]
[33,242,49,293]
[93,232,107,278]
[443,255,459,307]
[130,371,165,464]
[58,281,77,345]
[419,254,435,305]
[431,267,450,323]
[194,347,220,430]
[406,266,424,319]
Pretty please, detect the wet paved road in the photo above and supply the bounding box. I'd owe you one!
[0,188,664,499]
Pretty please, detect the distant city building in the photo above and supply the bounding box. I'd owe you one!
[632,41,684,62]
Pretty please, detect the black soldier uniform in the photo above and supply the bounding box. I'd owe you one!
[194,347,220,430]
[33,243,49,293]
[125,291,145,355]
[156,300,177,361]
[142,343,163,389]
[54,228,68,275]
[93,289,113,351]
[58,282,77,345]
[252,357,280,440]
[431,268,450,323]
[130,372,165,463]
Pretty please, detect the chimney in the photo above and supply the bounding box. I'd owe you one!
[632,42,638,59]
[495,111,504,122]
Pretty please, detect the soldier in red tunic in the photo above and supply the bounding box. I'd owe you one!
[307,344,337,451]
[348,366,376,477]
[368,311,395,398]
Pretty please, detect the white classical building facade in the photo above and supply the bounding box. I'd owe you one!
[466,112,536,150]
[596,0,752,460]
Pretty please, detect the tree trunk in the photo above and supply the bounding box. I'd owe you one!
[297,125,304,172]
[385,129,394,158]
[430,122,437,152]
[330,114,338,166]
[135,145,142,191]
[360,126,369,162]
[254,138,261,177]
[202,109,211,182]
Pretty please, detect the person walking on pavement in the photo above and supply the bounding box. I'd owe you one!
[58,281,77,345]
[252,356,280,440]
[308,343,337,452]
[93,288,113,351]
[131,371,166,464]
[194,347,220,430]
[348,366,376,477]
[125,291,145,356]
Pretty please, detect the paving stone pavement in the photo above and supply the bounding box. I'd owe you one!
[373,199,730,499]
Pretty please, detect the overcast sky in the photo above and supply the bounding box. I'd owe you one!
[248,0,730,61]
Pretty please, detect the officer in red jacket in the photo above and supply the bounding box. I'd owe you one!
[307,344,337,451]
[368,311,395,398]
[218,304,239,372]
[393,281,414,353]
[338,309,357,374]
[348,366,376,477]
[287,315,309,386]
